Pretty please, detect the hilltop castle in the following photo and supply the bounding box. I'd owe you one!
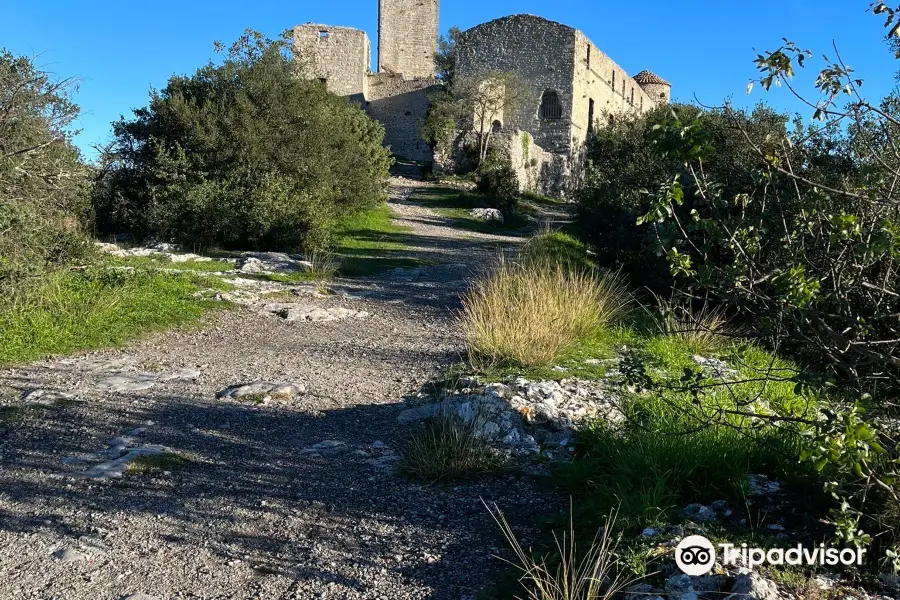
[293,1,670,193]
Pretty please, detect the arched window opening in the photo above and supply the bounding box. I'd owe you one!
[539,90,562,120]
[491,120,502,133]
[630,87,634,105]
[611,70,616,88]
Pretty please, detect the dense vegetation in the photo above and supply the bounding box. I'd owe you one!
[568,8,900,574]
[0,49,93,302]
[93,31,392,252]
[0,31,400,365]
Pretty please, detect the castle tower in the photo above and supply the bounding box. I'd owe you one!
[633,70,671,105]
[378,0,439,77]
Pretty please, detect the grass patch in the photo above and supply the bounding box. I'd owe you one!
[461,255,630,369]
[330,203,421,276]
[398,411,503,482]
[0,405,29,425]
[521,191,569,206]
[238,271,316,284]
[521,231,597,272]
[128,452,192,474]
[106,255,235,272]
[0,267,230,366]
[413,187,532,234]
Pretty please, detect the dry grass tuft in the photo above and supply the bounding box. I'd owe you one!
[460,255,629,368]
[306,249,341,281]
[397,410,502,482]
[486,502,638,600]
[653,294,731,355]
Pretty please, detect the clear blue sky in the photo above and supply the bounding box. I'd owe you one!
[4,0,898,160]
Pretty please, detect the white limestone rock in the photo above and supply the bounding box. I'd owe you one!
[469,208,504,223]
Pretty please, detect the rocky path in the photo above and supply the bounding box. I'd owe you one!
[0,178,560,600]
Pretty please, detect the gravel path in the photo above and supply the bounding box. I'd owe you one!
[0,178,562,600]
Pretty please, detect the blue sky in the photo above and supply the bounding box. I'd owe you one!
[4,1,898,160]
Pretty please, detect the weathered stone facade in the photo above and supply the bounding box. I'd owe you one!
[293,7,670,193]
[378,0,439,78]
[367,73,441,161]
[293,24,371,102]
[455,15,667,158]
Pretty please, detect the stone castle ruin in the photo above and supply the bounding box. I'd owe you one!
[294,2,670,194]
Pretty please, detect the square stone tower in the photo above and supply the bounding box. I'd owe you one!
[378,0,438,77]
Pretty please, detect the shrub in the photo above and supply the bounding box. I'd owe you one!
[94,30,392,252]
[0,49,92,301]
[577,103,794,292]
[460,254,629,368]
[397,410,501,482]
[475,156,521,213]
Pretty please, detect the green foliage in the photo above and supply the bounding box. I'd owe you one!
[422,90,458,151]
[435,26,462,83]
[0,49,93,301]
[398,410,503,482]
[475,156,521,212]
[577,102,793,292]
[95,30,392,252]
[0,267,228,366]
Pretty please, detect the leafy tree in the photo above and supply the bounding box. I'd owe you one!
[0,49,91,300]
[95,30,392,252]
[435,26,462,83]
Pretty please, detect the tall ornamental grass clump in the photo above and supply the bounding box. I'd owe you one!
[460,255,629,368]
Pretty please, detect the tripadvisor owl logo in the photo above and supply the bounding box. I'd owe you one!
[675,535,867,575]
[675,535,717,576]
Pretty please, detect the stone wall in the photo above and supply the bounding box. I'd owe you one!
[378,0,439,78]
[366,73,442,161]
[500,130,570,198]
[455,15,665,159]
[637,81,671,105]
[571,31,656,148]
[456,15,576,155]
[293,25,370,100]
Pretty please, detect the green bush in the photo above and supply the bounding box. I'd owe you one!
[475,156,520,213]
[0,49,92,301]
[577,103,797,292]
[94,30,392,252]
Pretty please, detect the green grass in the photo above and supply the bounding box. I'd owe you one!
[330,203,425,276]
[521,231,598,272]
[106,255,235,272]
[398,411,505,482]
[237,271,316,284]
[412,187,532,234]
[0,267,231,366]
[522,191,569,206]
[128,452,192,474]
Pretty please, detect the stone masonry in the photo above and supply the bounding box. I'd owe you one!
[378,0,439,78]
[293,25,371,102]
[294,6,670,189]
[455,15,669,157]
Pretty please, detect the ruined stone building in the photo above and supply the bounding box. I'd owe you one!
[294,3,671,193]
